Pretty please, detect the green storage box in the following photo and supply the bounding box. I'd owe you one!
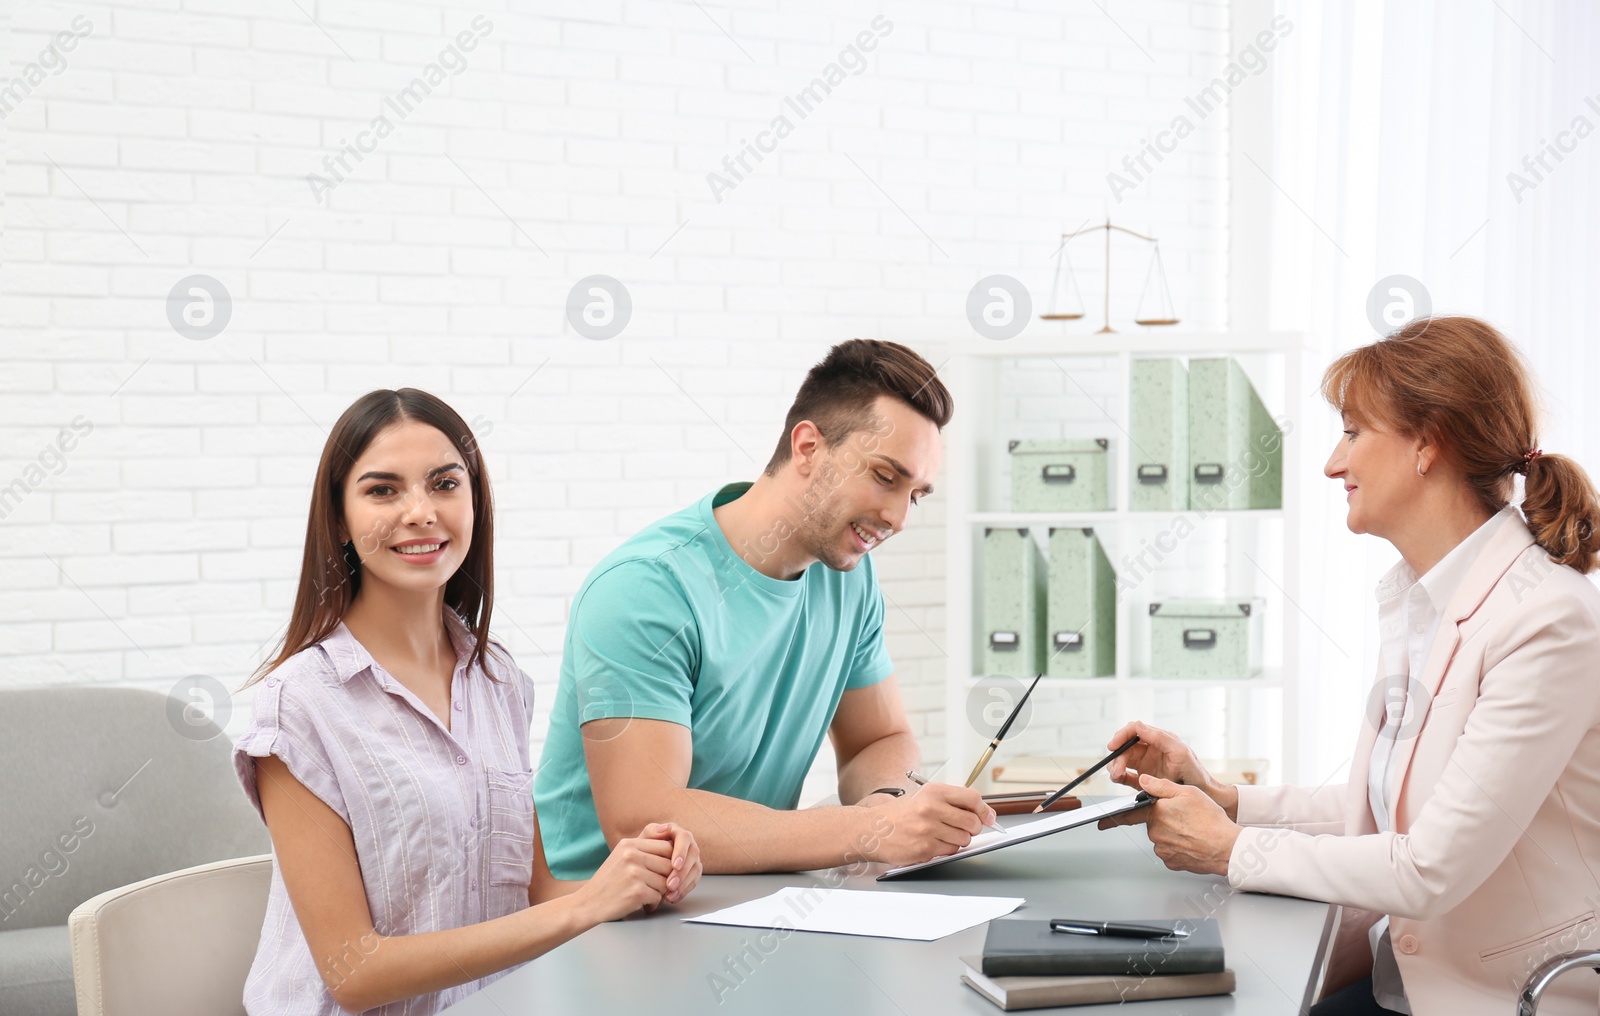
[1046,527,1116,678]
[980,528,1046,678]
[1187,358,1282,510]
[1008,439,1111,512]
[1130,358,1189,512]
[1148,598,1264,679]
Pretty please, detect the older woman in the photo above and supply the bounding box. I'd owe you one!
[1101,317,1600,1016]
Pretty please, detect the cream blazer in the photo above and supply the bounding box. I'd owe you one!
[1229,511,1600,1015]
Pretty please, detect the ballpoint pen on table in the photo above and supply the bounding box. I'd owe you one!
[1032,734,1141,813]
[1048,919,1190,940]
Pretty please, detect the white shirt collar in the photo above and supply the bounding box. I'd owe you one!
[1373,506,1516,611]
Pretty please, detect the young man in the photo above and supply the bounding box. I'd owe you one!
[534,339,996,877]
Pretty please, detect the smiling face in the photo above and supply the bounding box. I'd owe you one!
[341,419,474,597]
[1324,413,1426,538]
[795,394,942,572]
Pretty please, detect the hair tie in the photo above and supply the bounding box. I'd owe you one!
[1515,448,1543,475]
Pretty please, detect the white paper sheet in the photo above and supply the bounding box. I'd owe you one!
[683,886,1024,941]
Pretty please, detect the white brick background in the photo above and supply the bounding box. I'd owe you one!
[0,0,1233,782]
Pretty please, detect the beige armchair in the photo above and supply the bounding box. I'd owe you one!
[68,854,272,1016]
[1,686,269,1015]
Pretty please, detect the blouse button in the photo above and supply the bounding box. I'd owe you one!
[454,701,463,712]
[456,755,467,765]
[1398,934,1419,954]
[470,815,477,827]
[470,879,477,891]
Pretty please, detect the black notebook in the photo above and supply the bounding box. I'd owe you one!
[980,918,1224,978]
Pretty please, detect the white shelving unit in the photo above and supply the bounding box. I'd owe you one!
[942,330,1315,785]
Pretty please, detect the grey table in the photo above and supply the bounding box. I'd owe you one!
[443,813,1333,1014]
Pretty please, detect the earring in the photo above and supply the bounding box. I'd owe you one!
[1416,462,1425,478]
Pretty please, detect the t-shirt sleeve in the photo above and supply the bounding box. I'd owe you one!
[846,554,894,690]
[567,559,700,729]
[233,663,350,827]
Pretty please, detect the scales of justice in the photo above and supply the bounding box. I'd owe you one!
[1041,219,1179,333]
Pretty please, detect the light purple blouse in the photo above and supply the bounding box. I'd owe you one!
[233,610,537,1016]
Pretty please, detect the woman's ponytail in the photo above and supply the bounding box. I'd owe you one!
[1522,452,1600,573]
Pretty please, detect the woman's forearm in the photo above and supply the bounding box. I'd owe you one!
[532,876,586,905]
[332,893,593,1012]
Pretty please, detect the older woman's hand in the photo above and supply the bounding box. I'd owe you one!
[1099,774,1242,877]
[1103,720,1238,819]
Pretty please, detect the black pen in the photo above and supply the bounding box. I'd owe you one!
[1048,919,1189,940]
[1032,734,1140,812]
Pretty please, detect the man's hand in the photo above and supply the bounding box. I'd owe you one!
[858,783,998,866]
[1098,774,1240,877]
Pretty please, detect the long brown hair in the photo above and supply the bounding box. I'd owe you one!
[250,389,498,683]
[1321,315,1599,572]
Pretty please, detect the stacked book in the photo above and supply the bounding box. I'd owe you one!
[961,918,1234,1011]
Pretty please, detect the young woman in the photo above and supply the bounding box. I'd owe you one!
[1099,317,1600,1015]
[233,389,702,1015]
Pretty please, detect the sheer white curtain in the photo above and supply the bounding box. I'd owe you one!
[1260,0,1600,779]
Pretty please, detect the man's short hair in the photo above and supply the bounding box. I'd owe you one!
[764,339,953,475]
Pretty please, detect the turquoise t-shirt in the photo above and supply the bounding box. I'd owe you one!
[533,482,895,879]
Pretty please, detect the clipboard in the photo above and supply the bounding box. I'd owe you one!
[876,793,1152,881]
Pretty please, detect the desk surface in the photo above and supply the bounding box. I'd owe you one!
[443,813,1332,1015]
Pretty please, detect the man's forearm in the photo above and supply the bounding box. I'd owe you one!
[636,789,886,874]
[836,731,922,805]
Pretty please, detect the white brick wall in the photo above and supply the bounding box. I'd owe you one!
[1,0,1231,779]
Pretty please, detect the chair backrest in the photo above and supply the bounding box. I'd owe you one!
[0,685,269,930]
[68,854,273,1016]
